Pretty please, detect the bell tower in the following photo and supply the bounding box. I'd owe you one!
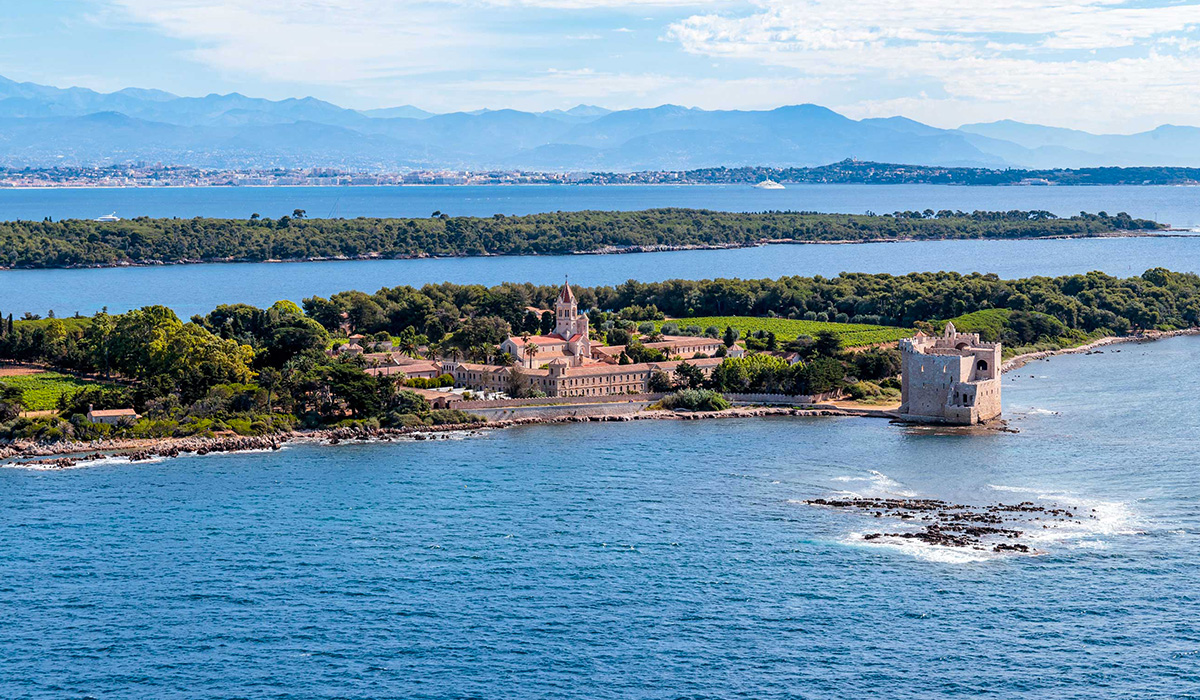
[555,277,579,338]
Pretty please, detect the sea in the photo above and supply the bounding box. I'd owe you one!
[2,185,1200,698]
[3,184,1200,317]
[3,334,1198,698]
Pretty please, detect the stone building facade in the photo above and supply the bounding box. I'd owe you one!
[500,280,591,368]
[898,322,1002,425]
[444,357,724,398]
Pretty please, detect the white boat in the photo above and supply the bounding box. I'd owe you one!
[94,212,122,222]
[753,179,785,190]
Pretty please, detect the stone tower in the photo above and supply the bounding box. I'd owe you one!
[554,278,588,340]
[898,322,1002,425]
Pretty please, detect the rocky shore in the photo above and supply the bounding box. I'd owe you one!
[1,405,859,468]
[1001,327,1200,373]
[805,496,1092,554]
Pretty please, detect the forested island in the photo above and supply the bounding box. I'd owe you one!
[2,268,1197,447]
[0,209,1161,269]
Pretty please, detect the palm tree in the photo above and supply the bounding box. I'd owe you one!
[446,346,463,364]
[525,342,539,368]
[399,336,420,358]
[425,342,442,361]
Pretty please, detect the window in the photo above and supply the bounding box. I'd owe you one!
[977,360,989,372]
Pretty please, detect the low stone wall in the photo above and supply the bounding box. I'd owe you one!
[457,393,665,410]
[469,401,655,422]
[724,391,839,405]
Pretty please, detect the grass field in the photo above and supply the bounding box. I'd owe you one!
[0,371,96,411]
[656,317,912,348]
[12,317,92,331]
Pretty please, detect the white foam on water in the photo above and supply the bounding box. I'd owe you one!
[844,532,998,564]
[987,483,1143,547]
[829,470,916,497]
[986,483,1040,493]
[4,453,172,470]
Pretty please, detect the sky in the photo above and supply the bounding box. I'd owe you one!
[4,0,1200,132]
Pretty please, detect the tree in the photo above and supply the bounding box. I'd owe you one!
[722,326,739,347]
[0,385,25,422]
[258,366,282,426]
[814,330,842,357]
[525,342,539,368]
[390,389,430,415]
[606,328,632,346]
[326,362,380,417]
[800,356,845,394]
[454,316,510,350]
[674,361,705,390]
[648,370,672,393]
[293,209,307,219]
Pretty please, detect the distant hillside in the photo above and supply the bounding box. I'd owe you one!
[4,75,1200,170]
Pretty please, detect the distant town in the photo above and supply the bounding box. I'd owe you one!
[4,160,1200,189]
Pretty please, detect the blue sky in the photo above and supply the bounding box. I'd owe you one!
[4,0,1200,131]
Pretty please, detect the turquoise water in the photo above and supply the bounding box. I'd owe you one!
[3,336,1199,698]
[3,235,1200,318]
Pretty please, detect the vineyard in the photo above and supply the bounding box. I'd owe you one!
[655,317,912,348]
[0,371,96,411]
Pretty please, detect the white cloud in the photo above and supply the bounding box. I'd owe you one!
[92,0,1200,128]
[666,0,1200,128]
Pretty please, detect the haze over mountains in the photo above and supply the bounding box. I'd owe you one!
[4,75,1200,172]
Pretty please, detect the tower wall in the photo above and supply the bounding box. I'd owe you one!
[898,329,1003,425]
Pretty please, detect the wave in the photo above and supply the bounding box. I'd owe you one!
[844,532,998,564]
[829,470,916,498]
[986,483,1143,545]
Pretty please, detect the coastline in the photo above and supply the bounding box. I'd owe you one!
[5,328,1195,468]
[1000,328,1200,373]
[0,405,858,468]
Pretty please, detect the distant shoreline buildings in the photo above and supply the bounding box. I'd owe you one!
[4,160,1200,189]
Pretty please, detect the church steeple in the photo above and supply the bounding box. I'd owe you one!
[558,276,575,305]
[554,277,580,339]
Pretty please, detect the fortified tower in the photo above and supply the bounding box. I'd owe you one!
[898,322,1002,425]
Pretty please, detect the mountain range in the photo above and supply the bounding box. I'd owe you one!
[4,75,1200,171]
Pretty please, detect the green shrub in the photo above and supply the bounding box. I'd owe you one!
[659,389,731,412]
[846,381,883,400]
[430,409,484,425]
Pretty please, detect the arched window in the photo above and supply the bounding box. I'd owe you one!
[977,360,989,372]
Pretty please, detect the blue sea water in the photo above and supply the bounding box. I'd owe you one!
[4,183,1200,316]
[3,236,1200,318]
[3,336,1199,699]
[2,183,1199,226]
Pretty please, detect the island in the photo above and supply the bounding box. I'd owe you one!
[1,266,1197,464]
[0,209,1162,269]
